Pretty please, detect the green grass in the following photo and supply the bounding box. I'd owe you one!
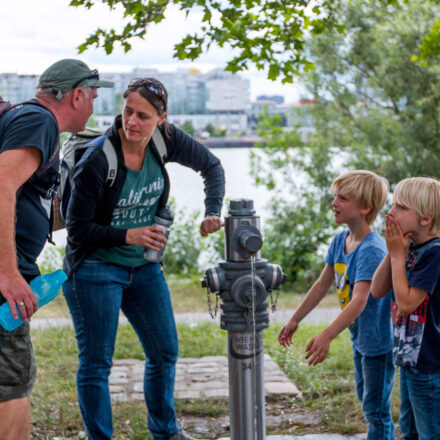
[30,320,401,439]
[266,324,363,433]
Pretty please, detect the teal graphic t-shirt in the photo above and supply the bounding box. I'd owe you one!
[93,147,164,267]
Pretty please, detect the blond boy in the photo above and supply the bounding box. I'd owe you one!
[279,170,395,440]
[372,177,440,440]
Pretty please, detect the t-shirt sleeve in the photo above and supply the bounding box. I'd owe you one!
[409,248,440,296]
[325,235,337,266]
[354,244,385,284]
[1,110,58,167]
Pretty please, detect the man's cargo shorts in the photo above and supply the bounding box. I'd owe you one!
[0,295,37,401]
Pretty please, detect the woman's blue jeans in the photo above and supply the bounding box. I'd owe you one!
[63,259,179,440]
[353,348,396,440]
[399,366,440,440]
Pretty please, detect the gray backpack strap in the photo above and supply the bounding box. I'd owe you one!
[102,138,118,187]
[151,127,167,163]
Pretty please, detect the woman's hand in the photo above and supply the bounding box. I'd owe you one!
[385,215,411,258]
[200,215,222,237]
[126,225,167,250]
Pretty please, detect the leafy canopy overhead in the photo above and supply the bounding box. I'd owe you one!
[70,0,439,82]
[70,0,341,82]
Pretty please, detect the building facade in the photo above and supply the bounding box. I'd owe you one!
[0,68,250,133]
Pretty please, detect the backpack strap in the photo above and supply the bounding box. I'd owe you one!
[89,129,164,185]
[102,138,118,187]
[151,127,167,163]
[34,141,60,178]
[0,98,49,117]
[87,135,118,187]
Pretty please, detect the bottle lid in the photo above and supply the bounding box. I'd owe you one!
[156,205,174,221]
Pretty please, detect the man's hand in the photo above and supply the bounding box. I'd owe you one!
[385,215,411,258]
[0,271,38,320]
[278,319,299,347]
[200,215,222,237]
[305,332,332,366]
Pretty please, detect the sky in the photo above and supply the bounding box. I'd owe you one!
[0,0,305,103]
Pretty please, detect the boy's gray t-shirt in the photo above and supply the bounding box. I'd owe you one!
[325,230,393,356]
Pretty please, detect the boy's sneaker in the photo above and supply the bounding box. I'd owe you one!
[169,431,196,440]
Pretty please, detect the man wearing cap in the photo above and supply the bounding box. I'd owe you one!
[0,58,113,440]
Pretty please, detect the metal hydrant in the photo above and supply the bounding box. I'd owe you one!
[201,199,286,440]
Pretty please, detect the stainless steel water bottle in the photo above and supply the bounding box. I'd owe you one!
[143,205,174,263]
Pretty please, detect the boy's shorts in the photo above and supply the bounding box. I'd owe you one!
[0,318,37,401]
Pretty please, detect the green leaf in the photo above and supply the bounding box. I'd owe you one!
[268,63,280,80]
[104,39,115,54]
[69,0,342,82]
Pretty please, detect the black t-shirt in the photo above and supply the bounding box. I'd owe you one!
[0,101,60,275]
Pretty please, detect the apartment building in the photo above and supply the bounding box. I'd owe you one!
[0,67,250,134]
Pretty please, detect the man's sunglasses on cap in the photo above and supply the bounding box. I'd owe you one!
[72,69,100,89]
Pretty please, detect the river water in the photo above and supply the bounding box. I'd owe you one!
[167,147,273,218]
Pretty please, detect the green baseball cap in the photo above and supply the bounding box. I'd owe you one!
[38,59,114,99]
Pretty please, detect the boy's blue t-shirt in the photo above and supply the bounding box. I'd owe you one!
[325,230,393,356]
[393,237,440,373]
[0,102,60,276]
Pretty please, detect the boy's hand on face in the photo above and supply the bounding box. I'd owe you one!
[278,319,299,347]
[385,215,411,257]
[305,332,331,366]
